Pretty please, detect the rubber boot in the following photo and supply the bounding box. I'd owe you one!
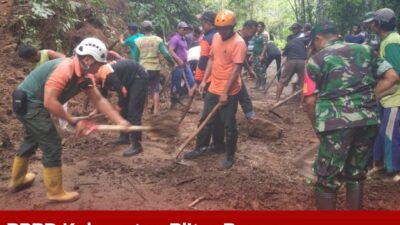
[43,167,79,202]
[346,181,363,210]
[252,78,260,89]
[221,131,237,169]
[183,146,209,159]
[123,131,143,157]
[184,126,212,160]
[315,186,337,210]
[110,132,130,145]
[123,143,143,157]
[210,117,225,154]
[8,156,36,192]
[261,79,266,90]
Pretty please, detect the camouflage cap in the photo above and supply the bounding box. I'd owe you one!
[363,11,375,23]
[310,21,338,40]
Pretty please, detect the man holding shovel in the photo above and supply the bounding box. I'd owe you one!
[96,59,150,157]
[169,21,196,107]
[185,10,225,156]
[17,44,69,130]
[185,10,247,169]
[9,38,130,202]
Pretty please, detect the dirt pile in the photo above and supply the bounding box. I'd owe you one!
[247,117,283,139]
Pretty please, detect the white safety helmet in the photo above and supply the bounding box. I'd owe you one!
[75,37,107,63]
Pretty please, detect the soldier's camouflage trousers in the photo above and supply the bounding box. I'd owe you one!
[314,125,378,191]
[254,57,267,79]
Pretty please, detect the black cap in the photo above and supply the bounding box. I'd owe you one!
[128,23,138,30]
[291,23,302,30]
[201,10,217,25]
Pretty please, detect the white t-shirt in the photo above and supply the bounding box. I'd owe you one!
[187,45,201,62]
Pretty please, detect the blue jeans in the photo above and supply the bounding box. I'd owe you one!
[171,65,195,103]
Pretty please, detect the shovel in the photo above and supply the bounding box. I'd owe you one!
[268,89,302,114]
[178,94,195,126]
[264,61,286,94]
[175,103,222,160]
[73,114,104,120]
[177,67,196,122]
[77,113,179,139]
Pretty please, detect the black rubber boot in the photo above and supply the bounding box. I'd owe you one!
[315,187,337,210]
[183,146,209,159]
[346,181,363,210]
[221,152,235,169]
[261,79,266,90]
[210,117,225,154]
[221,131,237,169]
[110,132,130,145]
[123,144,143,157]
[183,127,211,160]
[208,143,226,154]
[252,79,260,89]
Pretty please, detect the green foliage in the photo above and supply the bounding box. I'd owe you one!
[17,0,114,51]
[18,0,82,48]
[127,0,202,38]
[31,2,55,19]
[87,0,109,27]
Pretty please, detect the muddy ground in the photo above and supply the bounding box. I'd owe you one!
[1,0,400,211]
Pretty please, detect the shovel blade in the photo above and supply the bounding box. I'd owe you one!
[175,159,198,167]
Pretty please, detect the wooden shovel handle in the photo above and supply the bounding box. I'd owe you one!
[178,94,196,125]
[181,68,191,91]
[269,89,302,112]
[95,125,152,132]
[176,103,222,159]
[73,114,104,120]
[264,60,286,94]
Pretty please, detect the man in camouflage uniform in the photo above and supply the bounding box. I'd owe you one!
[304,21,395,210]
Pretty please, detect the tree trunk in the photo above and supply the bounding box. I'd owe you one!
[301,0,306,23]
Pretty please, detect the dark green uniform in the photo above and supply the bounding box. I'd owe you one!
[15,58,93,167]
[252,32,269,89]
[307,40,392,191]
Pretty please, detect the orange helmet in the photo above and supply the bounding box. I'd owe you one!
[215,10,236,27]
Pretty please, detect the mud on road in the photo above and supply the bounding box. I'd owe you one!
[1,70,400,210]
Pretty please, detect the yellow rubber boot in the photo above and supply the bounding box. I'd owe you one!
[9,156,36,192]
[43,167,79,202]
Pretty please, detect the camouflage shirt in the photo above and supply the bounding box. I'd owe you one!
[307,40,391,132]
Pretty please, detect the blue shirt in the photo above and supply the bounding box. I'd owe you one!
[124,33,144,59]
[344,34,365,44]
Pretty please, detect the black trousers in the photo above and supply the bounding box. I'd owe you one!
[237,80,255,118]
[120,79,148,147]
[196,92,238,153]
